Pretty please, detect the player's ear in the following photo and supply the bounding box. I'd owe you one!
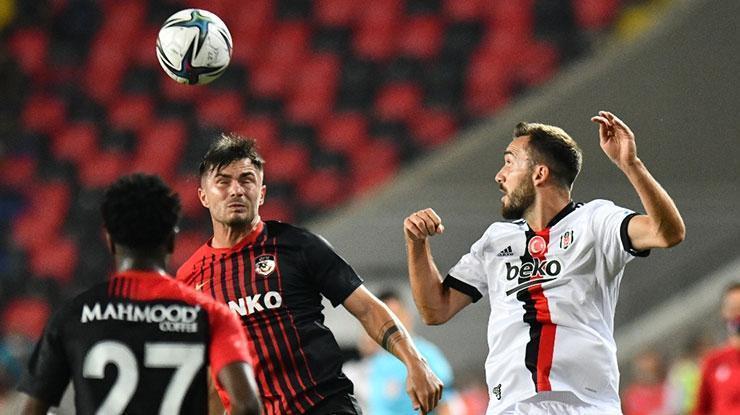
[532,164,549,186]
[198,187,209,208]
[104,231,116,255]
[259,185,266,206]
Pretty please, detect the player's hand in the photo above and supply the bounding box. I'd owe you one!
[404,209,445,242]
[591,111,638,170]
[405,358,444,414]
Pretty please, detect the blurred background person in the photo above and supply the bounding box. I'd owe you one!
[664,334,711,415]
[622,349,670,415]
[694,282,740,415]
[367,290,456,415]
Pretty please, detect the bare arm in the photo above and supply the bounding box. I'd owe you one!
[19,395,51,415]
[405,209,472,325]
[217,361,263,415]
[343,286,443,414]
[591,111,686,250]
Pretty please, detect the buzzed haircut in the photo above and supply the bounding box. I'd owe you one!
[514,122,583,189]
[101,174,181,250]
[199,133,264,178]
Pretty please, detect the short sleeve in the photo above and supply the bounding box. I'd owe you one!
[445,231,489,302]
[205,301,253,379]
[17,309,71,405]
[303,233,364,307]
[590,201,650,271]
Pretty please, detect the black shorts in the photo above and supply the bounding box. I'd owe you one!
[307,393,363,415]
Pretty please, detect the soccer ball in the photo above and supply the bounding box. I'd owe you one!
[155,9,233,85]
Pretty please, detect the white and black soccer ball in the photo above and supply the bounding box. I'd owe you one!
[156,9,233,85]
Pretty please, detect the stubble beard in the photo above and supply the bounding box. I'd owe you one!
[501,178,535,220]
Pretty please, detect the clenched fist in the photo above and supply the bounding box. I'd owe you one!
[404,208,445,242]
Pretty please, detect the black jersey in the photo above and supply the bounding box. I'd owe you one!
[177,221,364,415]
[18,271,251,415]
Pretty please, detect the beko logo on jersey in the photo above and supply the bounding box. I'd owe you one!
[81,303,200,333]
[228,291,282,316]
[505,258,562,280]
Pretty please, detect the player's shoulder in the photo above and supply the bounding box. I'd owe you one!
[176,239,212,280]
[485,219,527,236]
[702,344,736,364]
[265,220,327,246]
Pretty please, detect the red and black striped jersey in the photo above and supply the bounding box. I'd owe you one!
[177,220,364,415]
[18,271,252,415]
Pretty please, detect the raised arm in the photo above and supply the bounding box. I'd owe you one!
[591,111,686,250]
[404,209,472,325]
[343,286,443,414]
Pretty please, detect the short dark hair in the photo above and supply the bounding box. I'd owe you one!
[199,133,264,177]
[724,282,740,296]
[514,122,582,189]
[101,174,181,250]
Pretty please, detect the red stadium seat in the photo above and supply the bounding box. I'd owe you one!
[284,54,340,125]
[318,112,369,156]
[398,16,444,60]
[349,139,400,195]
[374,82,423,123]
[230,116,281,158]
[230,0,274,66]
[7,28,48,79]
[0,156,37,191]
[486,0,535,37]
[442,0,488,22]
[131,119,187,182]
[263,143,311,185]
[29,236,79,285]
[108,94,155,134]
[573,0,621,31]
[21,94,66,135]
[196,91,244,129]
[260,197,296,223]
[353,22,398,62]
[160,75,207,102]
[84,36,129,103]
[78,150,129,190]
[296,168,346,210]
[465,52,514,117]
[51,122,100,166]
[516,41,559,87]
[1,297,51,339]
[12,181,71,250]
[409,107,457,149]
[132,25,160,68]
[171,175,203,220]
[249,22,311,99]
[315,0,359,27]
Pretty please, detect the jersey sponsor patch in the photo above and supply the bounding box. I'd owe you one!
[254,254,275,276]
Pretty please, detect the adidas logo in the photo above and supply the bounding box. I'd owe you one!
[497,246,513,257]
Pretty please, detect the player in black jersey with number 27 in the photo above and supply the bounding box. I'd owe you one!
[177,135,443,415]
[17,174,262,415]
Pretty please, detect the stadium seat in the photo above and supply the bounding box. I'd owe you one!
[318,112,370,156]
[196,91,244,129]
[295,168,346,210]
[29,236,79,284]
[1,297,51,340]
[352,21,398,62]
[77,150,129,190]
[263,143,311,185]
[374,82,424,123]
[516,41,559,87]
[284,54,340,124]
[12,181,71,250]
[170,229,209,271]
[229,0,274,66]
[260,197,296,223]
[408,107,457,149]
[50,122,100,166]
[487,0,535,38]
[171,175,203,220]
[131,119,187,182]
[442,0,487,22]
[250,22,311,99]
[108,94,155,133]
[230,116,281,158]
[21,94,66,135]
[573,0,621,31]
[349,139,400,195]
[398,16,444,60]
[0,156,37,191]
[7,28,48,80]
[315,0,358,27]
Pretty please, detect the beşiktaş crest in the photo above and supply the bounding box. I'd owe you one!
[255,254,276,276]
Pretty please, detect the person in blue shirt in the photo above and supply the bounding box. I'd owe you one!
[368,290,455,415]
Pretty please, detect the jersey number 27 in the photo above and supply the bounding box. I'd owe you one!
[82,341,204,414]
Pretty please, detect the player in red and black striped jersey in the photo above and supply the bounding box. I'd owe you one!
[177,135,444,415]
[17,174,262,415]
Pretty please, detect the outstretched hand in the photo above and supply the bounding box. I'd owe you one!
[591,111,638,169]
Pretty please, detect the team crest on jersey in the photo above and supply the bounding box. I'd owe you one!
[255,254,275,276]
[492,384,502,400]
[527,235,547,256]
[559,230,574,250]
